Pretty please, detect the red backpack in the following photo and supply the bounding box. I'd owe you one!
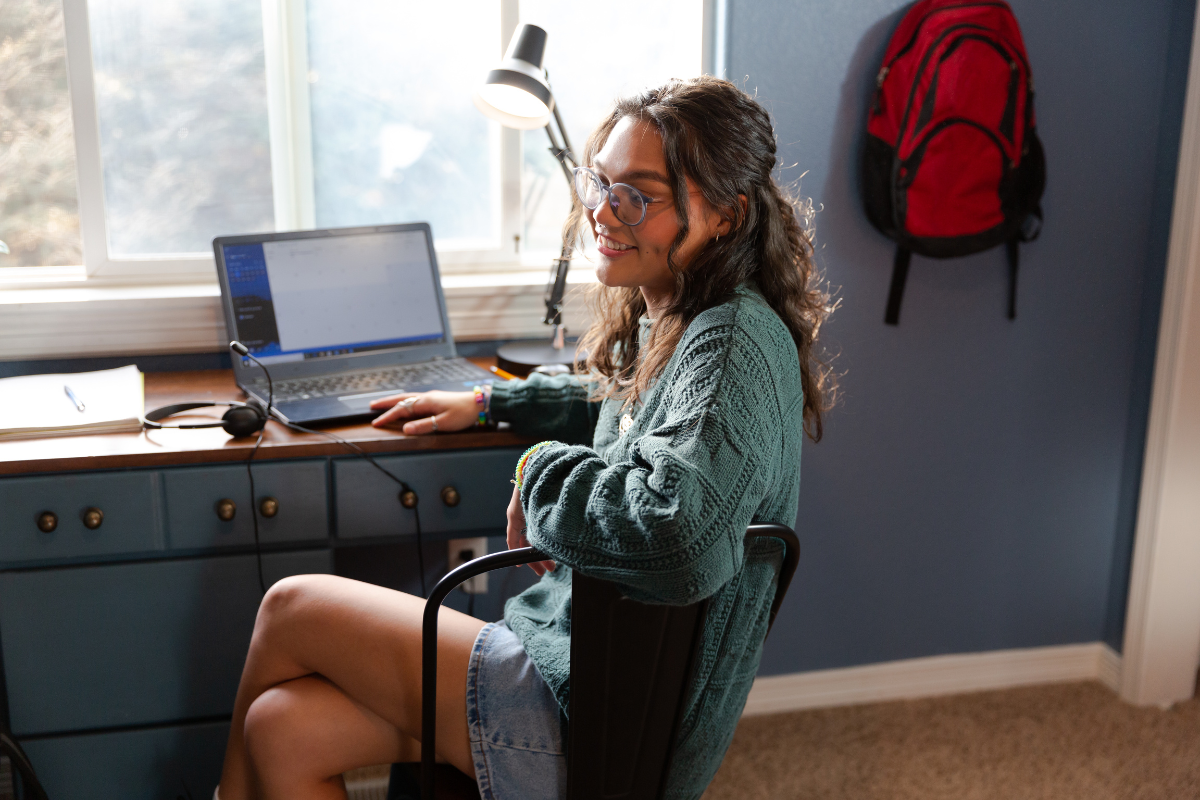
[863,0,1045,324]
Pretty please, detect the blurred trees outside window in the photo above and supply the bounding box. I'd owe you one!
[0,0,83,268]
[88,0,274,255]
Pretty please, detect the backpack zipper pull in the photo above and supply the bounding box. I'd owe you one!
[872,66,890,114]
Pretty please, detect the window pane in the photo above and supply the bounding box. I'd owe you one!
[306,1,501,249]
[519,0,703,254]
[0,0,82,268]
[88,0,274,256]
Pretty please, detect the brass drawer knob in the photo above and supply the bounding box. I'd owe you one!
[36,511,58,533]
[82,507,104,530]
[441,486,461,507]
[215,498,237,521]
[399,489,418,509]
[259,497,279,518]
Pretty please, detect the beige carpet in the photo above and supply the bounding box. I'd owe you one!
[703,681,1200,800]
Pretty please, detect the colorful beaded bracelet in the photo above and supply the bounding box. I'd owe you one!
[473,385,489,427]
[513,442,551,490]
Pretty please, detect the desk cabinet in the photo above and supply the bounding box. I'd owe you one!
[1,550,330,736]
[334,448,522,538]
[0,444,521,799]
[164,461,330,550]
[0,471,163,564]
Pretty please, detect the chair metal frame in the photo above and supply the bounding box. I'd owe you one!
[419,523,800,800]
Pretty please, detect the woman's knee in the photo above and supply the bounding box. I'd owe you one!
[243,683,321,774]
[252,573,334,644]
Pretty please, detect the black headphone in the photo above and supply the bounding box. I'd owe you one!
[143,341,271,439]
[143,401,268,438]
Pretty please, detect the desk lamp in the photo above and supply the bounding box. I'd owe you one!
[473,23,580,375]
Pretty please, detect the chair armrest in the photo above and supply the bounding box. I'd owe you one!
[421,547,548,800]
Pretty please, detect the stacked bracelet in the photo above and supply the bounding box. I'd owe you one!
[513,442,551,489]
[472,385,489,427]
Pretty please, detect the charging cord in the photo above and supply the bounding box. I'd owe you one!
[281,419,428,598]
[230,342,272,596]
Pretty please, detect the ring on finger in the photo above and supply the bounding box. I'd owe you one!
[401,397,417,412]
[429,415,438,432]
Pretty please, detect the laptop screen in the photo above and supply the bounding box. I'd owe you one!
[220,228,446,365]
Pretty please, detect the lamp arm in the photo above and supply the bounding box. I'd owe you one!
[542,98,577,332]
[550,103,578,171]
[544,115,577,184]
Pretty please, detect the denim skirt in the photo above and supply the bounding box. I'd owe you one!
[466,621,568,800]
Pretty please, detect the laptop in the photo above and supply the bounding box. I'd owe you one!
[213,222,495,426]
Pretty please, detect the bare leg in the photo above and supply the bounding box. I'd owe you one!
[245,675,415,799]
[217,574,485,800]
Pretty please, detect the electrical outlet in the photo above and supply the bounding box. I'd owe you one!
[449,537,489,594]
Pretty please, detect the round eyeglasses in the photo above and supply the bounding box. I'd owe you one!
[573,167,656,227]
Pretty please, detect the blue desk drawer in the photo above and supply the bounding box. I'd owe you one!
[163,460,329,550]
[0,549,331,736]
[0,471,163,564]
[334,448,521,539]
[21,719,229,800]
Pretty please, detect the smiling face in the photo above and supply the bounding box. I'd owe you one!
[586,117,726,317]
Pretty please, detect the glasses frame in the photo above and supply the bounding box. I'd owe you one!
[572,167,657,227]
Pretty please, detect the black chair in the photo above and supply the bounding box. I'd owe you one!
[1,724,48,800]
[397,522,798,800]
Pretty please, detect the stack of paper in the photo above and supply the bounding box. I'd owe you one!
[0,365,145,440]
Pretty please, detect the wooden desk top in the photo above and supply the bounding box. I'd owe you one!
[0,360,535,475]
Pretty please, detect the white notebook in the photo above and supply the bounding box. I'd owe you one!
[0,365,145,440]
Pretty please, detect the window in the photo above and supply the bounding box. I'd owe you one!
[306,1,503,251]
[519,0,703,254]
[87,0,274,256]
[6,0,706,283]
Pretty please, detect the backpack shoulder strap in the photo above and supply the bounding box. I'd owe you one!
[885,246,912,326]
[1006,238,1020,320]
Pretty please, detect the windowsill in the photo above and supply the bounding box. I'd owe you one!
[0,264,598,362]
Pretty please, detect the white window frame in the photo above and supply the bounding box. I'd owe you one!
[0,0,722,358]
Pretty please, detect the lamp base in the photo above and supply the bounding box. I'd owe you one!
[497,340,580,378]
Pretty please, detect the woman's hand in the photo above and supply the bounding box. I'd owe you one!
[369,390,477,435]
[507,484,556,576]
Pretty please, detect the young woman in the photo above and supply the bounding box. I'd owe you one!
[216,75,832,800]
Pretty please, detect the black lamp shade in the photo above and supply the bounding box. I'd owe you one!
[473,23,555,130]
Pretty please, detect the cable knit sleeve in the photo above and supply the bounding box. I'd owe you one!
[518,311,792,605]
[489,371,600,445]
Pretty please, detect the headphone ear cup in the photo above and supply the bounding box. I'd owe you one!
[222,405,267,438]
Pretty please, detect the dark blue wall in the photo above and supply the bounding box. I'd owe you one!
[739,0,1194,674]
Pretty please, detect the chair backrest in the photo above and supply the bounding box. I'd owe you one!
[2,725,49,800]
[565,523,799,800]
[418,523,799,800]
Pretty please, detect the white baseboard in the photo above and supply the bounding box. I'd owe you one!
[743,642,1122,716]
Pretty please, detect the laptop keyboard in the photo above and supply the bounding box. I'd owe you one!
[265,359,485,403]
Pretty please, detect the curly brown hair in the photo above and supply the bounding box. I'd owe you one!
[570,76,835,441]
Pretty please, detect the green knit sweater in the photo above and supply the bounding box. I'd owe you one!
[490,286,804,800]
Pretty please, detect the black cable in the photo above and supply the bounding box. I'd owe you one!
[246,429,267,595]
[233,343,273,597]
[282,420,427,599]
